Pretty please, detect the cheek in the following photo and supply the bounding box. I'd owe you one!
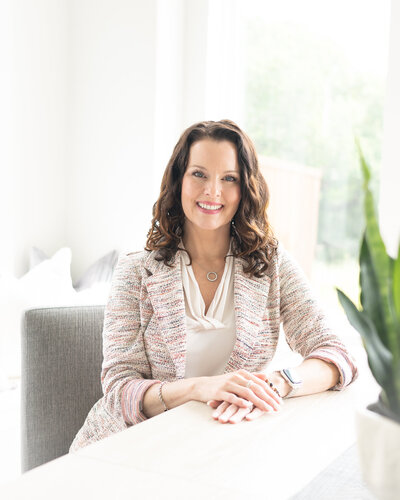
[181,177,195,207]
[183,178,199,197]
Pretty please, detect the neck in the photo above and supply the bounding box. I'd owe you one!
[182,224,231,264]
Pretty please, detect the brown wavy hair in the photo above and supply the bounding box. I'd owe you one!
[145,119,278,277]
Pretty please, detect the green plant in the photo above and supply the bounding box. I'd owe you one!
[336,141,400,422]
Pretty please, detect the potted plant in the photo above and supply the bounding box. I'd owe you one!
[337,142,400,499]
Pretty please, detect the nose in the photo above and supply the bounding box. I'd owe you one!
[204,177,221,198]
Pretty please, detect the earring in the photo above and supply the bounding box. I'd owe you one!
[230,219,236,236]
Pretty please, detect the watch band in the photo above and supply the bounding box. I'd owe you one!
[279,368,303,398]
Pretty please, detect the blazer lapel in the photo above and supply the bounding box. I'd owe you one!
[143,251,187,379]
[224,258,271,372]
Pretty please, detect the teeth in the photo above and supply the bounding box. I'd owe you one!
[198,202,223,210]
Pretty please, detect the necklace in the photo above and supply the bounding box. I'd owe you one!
[189,253,228,283]
[206,271,218,282]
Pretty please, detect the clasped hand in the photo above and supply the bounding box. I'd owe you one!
[198,369,284,424]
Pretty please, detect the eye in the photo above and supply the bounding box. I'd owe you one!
[224,175,238,182]
[192,170,205,178]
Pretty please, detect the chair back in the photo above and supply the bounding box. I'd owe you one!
[21,305,104,472]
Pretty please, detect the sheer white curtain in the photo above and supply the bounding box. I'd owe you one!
[380,0,400,257]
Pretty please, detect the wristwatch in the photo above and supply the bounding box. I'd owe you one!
[279,368,303,398]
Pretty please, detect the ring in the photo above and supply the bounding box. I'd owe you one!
[246,380,253,389]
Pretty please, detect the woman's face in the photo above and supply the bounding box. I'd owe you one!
[181,139,241,235]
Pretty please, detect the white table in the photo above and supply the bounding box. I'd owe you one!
[3,363,378,500]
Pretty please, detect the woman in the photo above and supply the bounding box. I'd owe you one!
[70,120,357,451]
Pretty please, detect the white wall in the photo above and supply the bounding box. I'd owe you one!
[153,0,185,186]
[66,0,159,280]
[2,0,223,281]
[0,0,15,276]
[380,0,400,257]
[1,0,69,278]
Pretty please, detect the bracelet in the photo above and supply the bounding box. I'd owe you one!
[265,378,282,398]
[158,381,169,411]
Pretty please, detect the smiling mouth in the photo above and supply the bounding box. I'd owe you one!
[197,202,223,210]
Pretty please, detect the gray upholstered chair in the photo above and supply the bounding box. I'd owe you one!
[21,305,105,472]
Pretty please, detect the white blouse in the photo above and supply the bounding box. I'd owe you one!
[180,246,237,378]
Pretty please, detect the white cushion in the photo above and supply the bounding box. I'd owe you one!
[0,248,77,382]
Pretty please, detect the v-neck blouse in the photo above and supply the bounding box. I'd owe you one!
[179,246,237,378]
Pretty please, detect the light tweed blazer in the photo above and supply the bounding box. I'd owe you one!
[70,244,357,452]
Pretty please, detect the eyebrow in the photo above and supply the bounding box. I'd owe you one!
[189,164,240,174]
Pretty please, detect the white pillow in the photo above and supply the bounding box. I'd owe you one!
[0,248,77,383]
[19,247,77,307]
[27,246,117,303]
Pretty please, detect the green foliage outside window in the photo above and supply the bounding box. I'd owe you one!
[243,21,384,264]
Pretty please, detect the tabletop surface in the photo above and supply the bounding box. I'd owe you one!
[3,363,378,500]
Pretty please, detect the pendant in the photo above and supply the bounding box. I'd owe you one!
[206,271,218,282]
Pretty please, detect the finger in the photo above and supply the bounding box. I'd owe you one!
[237,370,282,408]
[261,375,283,401]
[231,381,279,412]
[253,373,282,402]
[245,407,267,421]
[228,404,254,424]
[244,376,283,410]
[212,401,230,419]
[219,391,256,410]
[251,373,283,406]
[218,403,242,423]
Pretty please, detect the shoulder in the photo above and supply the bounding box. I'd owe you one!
[275,242,302,270]
[266,242,308,284]
[262,241,287,275]
[115,249,171,278]
[109,250,162,293]
[115,250,148,269]
[112,250,153,281]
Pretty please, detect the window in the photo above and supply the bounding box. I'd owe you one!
[235,0,390,316]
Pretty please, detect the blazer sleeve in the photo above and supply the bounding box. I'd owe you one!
[278,245,358,390]
[101,252,160,425]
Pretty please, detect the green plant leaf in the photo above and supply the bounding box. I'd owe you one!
[359,232,388,347]
[355,137,370,187]
[393,244,400,322]
[337,288,392,388]
[357,142,397,355]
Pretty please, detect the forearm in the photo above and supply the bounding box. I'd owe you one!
[142,378,198,418]
[269,358,340,398]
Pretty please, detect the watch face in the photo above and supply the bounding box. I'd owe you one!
[283,368,302,386]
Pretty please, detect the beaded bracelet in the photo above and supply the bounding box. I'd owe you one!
[158,381,169,411]
[265,378,282,398]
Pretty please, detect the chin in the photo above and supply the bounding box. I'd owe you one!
[194,222,231,234]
